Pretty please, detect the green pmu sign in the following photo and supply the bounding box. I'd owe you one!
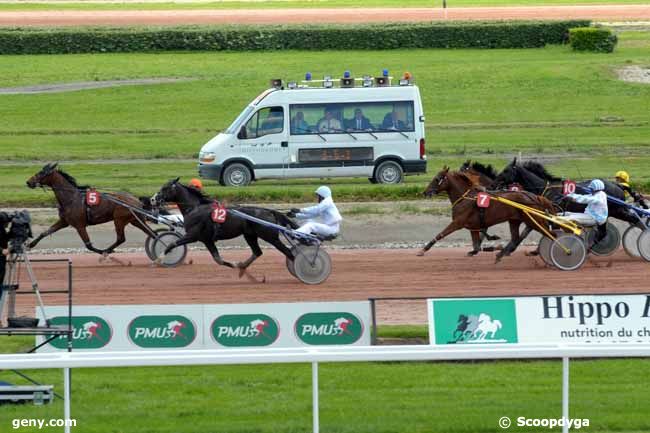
[211,314,280,347]
[294,312,363,345]
[128,315,196,348]
[48,316,112,349]
[432,299,518,345]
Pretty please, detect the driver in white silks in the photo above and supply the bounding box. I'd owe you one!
[562,179,608,241]
[288,186,342,238]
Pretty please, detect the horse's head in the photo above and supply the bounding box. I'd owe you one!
[157,177,182,203]
[423,166,450,198]
[26,162,58,189]
[493,158,518,189]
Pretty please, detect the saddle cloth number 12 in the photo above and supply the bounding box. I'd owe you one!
[211,203,227,223]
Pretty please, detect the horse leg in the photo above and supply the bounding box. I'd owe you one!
[28,219,69,249]
[482,230,501,241]
[202,241,236,269]
[417,220,464,256]
[101,219,128,255]
[495,221,522,263]
[467,231,482,256]
[73,226,106,255]
[235,234,266,283]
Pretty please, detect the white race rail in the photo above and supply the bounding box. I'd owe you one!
[2,344,650,433]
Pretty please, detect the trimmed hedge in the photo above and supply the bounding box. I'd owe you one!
[569,27,617,53]
[0,20,590,54]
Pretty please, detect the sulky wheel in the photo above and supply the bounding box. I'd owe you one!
[622,225,643,258]
[550,233,587,271]
[286,246,299,277]
[145,228,171,261]
[537,235,554,267]
[589,222,621,257]
[292,246,332,285]
[151,231,187,268]
[637,229,650,262]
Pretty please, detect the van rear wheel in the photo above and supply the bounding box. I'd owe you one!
[222,163,252,187]
[374,160,403,184]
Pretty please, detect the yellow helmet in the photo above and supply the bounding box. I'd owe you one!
[615,171,630,183]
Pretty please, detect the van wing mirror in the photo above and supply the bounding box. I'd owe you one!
[419,115,426,122]
[237,125,247,139]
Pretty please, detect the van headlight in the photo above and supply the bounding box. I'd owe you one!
[200,152,216,163]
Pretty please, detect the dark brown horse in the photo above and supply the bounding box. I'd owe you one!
[26,163,151,255]
[419,167,556,261]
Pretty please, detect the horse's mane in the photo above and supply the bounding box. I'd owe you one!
[469,161,498,179]
[452,171,480,187]
[56,169,89,189]
[523,161,561,182]
[180,183,214,204]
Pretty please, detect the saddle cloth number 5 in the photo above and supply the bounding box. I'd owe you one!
[211,203,227,223]
[86,189,101,206]
[476,192,491,208]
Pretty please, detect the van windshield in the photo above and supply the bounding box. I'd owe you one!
[225,105,254,134]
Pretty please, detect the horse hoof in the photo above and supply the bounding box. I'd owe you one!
[487,235,501,241]
[238,267,246,279]
[416,250,426,257]
[466,250,478,256]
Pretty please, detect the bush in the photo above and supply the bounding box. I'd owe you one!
[569,27,617,53]
[0,20,590,55]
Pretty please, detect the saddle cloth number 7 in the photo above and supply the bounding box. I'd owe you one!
[476,192,491,208]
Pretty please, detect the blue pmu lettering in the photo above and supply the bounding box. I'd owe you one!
[542,296,630,325]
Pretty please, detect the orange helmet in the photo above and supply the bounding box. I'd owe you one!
[189,178,203,190]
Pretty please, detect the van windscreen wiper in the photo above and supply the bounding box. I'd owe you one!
[376,128,409,139]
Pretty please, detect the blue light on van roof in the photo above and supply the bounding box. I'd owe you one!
[305,72,312,81]
[382,69,389,77]
[344,70,351,79]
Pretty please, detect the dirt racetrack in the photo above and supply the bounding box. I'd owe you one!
[2,5,650,26]
[14,247,650,325]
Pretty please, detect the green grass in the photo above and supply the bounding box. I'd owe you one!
[0,0,648,11]
[1,32,649,205]
[1,356,650,432]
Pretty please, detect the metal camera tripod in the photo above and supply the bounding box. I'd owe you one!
[0,243,49,328]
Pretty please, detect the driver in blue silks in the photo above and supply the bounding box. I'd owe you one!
[562,179,608,242]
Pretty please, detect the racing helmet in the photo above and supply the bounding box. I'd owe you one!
[589,179,605,192]
[315,185,332,199]
[189,178,204,190]
[615,171,630,183]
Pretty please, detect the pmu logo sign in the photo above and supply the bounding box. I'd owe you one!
[211,314,279,347]
[432,299,518,345]
[295,312,363,345]
[128,315,197,348]
[48,316,112,349]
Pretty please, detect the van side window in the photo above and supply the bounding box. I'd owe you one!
[290,101,414,135]
[242,107,284,139]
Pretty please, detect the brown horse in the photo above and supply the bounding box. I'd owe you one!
[26,163,151,255]
[419,167,556,261]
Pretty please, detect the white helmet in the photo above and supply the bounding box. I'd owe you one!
[315,186,332,199]
[589,179,605,192]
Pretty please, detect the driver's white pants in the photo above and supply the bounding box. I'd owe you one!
[559,212,598,227]
[296,222,339,237]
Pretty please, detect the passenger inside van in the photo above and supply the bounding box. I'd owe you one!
[317,108,342,133]
[260,108,284,135]
[346,108,373,131]
[382,110,406,130]
[291,111,311,134]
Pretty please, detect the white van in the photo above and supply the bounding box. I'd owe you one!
[198,75,427,186]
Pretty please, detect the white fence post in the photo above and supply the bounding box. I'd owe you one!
[64,367,71,433]
[312,362,319,433]
[562,357,569,433]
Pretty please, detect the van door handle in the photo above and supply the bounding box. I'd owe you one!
[281,141,288,147]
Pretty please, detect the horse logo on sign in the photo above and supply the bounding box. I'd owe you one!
[211,202,227,223]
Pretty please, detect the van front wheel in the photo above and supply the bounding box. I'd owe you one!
[222,163,252,187]
[374,161,403,184]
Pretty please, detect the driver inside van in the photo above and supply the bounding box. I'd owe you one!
[317,109,342,133]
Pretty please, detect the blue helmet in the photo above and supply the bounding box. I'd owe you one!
[589,179,605,192]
